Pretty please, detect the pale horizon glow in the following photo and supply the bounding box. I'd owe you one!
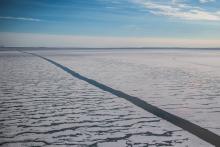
[0,32,220,48]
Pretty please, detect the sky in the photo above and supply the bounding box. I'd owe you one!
[0,0,220,47]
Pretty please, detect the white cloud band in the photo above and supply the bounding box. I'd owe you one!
[0,16,41,22]
[134,0,220,21]
[199,0,215,4]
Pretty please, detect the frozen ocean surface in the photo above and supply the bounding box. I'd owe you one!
[0,49,219,146]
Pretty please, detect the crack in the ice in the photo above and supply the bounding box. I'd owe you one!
[19,51,220,146]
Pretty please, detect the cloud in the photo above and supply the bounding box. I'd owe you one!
[199,0,215,3]
[0,32,220,48]
[134,0,220,21]
[0,16,41,22]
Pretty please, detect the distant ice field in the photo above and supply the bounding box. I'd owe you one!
[0,49,219,146]
[40,49,220,133]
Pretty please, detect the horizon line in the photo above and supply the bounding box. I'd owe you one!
[1,46,220,50]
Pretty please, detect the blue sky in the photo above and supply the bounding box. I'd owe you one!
[0,0,220,47]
